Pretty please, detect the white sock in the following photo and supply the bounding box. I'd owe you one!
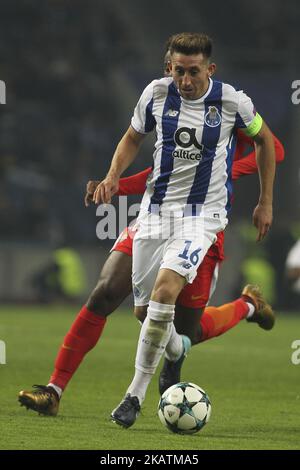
[47,383,62,398]
[246,302,255,318]
[127,301,175,404]
[165,323,184,362]
[127,369,153,405]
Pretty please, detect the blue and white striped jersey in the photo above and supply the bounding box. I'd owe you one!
[131,77,259,219]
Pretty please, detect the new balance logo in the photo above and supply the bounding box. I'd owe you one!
[182,262,192,269]
[165,109,179,117]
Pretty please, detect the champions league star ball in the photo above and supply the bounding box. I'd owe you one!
[158,382,211,435]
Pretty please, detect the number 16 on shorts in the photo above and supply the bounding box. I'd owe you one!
[178,240,202,270]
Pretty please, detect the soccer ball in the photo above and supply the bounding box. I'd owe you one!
[158,382,211,434]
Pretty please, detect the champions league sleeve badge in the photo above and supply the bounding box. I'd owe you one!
[204,106,222,127]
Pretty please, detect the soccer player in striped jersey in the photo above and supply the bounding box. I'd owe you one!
[92,32,276,427]
[18,34,281,422]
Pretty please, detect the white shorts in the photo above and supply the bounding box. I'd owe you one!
[132,212,226,306]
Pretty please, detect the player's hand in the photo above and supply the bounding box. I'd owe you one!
[252,202,273,242]
[85,180,100,207]
[93,174,119,204]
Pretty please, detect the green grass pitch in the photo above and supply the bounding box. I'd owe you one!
[0,305,299,450]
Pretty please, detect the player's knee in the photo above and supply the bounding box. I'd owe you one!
[151,284,177,305]
[86,279,118,316]
[134,306,147,323]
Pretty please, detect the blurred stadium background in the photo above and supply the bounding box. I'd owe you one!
[0,0,299,310]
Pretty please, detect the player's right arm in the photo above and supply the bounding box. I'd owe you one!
[93,126,146,204]
[85,166,152,207]
[93,80,156,205]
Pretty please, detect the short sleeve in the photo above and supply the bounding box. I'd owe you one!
[131,81,156,134]
[235,91,263,137]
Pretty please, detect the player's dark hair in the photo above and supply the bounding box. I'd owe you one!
[163,35,175,71]
[169,33,212,59]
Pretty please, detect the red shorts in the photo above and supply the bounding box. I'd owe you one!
[110,225,137,257]
[112,227,224,309]
[176,254,220,308]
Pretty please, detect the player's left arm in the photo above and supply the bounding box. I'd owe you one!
[235,91,276,241]
[232,131,285,180]
[251,120,276,242]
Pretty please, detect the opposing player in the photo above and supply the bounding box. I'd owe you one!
[18,34,282,419]
[94,32,276,427]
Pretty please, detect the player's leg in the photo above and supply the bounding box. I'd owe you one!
[173,286,275,345]
[159,256,246,393]
[174,237,275,343]
[140,281,274,347]
[112,268,187,428]
[111,228,166,427]
[48,250,133,389]
[174,255,253,344]
[157,254,217,394]
[131,226,217,331]
[111,216,215,427]
[174,255,219,341]
[128,267,187,394]
[159,262,275,394]
[198,300,250,342]
[175,259,275,343]
[174,299,250,344]
[159,299,250,395]
[177,284,275,345]
[18,248,133,416]
[86,250,132,316]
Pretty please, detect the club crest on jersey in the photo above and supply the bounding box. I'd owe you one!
[204,106,221,127]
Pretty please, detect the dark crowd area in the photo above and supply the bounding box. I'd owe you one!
[0,0,299,247]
